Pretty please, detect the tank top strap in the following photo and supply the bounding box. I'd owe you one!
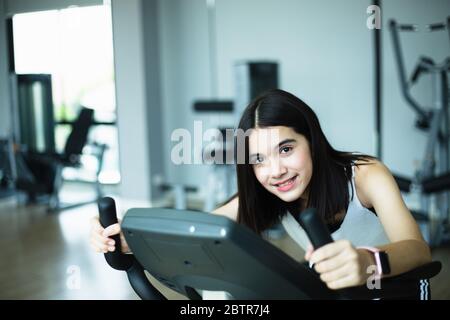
[350,164,365,209]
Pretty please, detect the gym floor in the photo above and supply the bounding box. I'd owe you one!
[0,185,449,300]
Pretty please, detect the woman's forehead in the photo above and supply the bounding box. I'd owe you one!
[248,126,301,152]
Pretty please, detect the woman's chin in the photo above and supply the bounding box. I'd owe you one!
[279,194,299,202]
[276,189,303,203]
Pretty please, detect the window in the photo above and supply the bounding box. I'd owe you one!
[12,4,120,184]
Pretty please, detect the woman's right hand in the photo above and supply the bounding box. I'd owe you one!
[89,216,131,254]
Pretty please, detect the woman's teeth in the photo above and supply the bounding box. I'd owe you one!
[277,176,296,187]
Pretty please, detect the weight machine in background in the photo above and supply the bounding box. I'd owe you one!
[389,17,450,246]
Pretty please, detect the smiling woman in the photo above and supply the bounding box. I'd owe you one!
[89,88,434,298]
[222,89,432,295]
[236,89,374,234]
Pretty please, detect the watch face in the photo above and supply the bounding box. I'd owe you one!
[379,251,391,275]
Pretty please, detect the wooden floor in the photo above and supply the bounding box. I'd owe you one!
[0,187,449,300]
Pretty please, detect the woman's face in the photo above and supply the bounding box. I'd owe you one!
[248,126,313,203]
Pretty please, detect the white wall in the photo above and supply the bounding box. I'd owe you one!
[110,0,152,201]
[215,0,374,151]
[159,0,212,190]
[142,0,165,200]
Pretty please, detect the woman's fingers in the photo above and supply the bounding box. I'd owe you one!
[307,239,370,289]
[309,240,353,265]
[90,215,129,254]
[313,248,357,274]
[304,244,314,261]
[90,216,120,252]
[90,236,115,253]
[319,261,356,284]
[326,273,362,290]
[103,223,121,237]
[91,229,115,246]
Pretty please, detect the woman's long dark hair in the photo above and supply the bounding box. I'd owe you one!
[234,89,374,234]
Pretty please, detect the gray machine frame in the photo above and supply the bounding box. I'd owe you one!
[389,18,450,246]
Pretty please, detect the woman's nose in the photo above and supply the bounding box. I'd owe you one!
[269,159,287,179]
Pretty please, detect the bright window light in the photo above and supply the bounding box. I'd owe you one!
[13,5,120,184]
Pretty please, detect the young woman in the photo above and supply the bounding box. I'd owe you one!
[90,89,431,295]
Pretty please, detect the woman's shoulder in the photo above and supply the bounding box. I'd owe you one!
[353,157,394,207]
[353,157,391,179]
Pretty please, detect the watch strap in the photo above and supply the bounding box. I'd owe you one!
[357,246,384,276]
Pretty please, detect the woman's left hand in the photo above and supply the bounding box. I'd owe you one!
[306,240,376,290]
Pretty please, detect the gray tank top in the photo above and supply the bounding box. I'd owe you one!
[280,165,390,250]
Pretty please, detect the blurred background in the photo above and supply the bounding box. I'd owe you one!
[0,0,449,299]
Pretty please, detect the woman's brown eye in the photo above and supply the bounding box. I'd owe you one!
[280,146,292,154]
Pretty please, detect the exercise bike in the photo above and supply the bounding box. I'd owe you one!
[97,197,441,300]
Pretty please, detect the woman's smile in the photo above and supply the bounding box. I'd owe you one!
[273,175,298,192]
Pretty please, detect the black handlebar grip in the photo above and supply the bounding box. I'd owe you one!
[98,197,122,250]
[298,208,333,249]
[98,197,133,271]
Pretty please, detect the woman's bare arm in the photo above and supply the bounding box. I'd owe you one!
[354,159,432,277]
